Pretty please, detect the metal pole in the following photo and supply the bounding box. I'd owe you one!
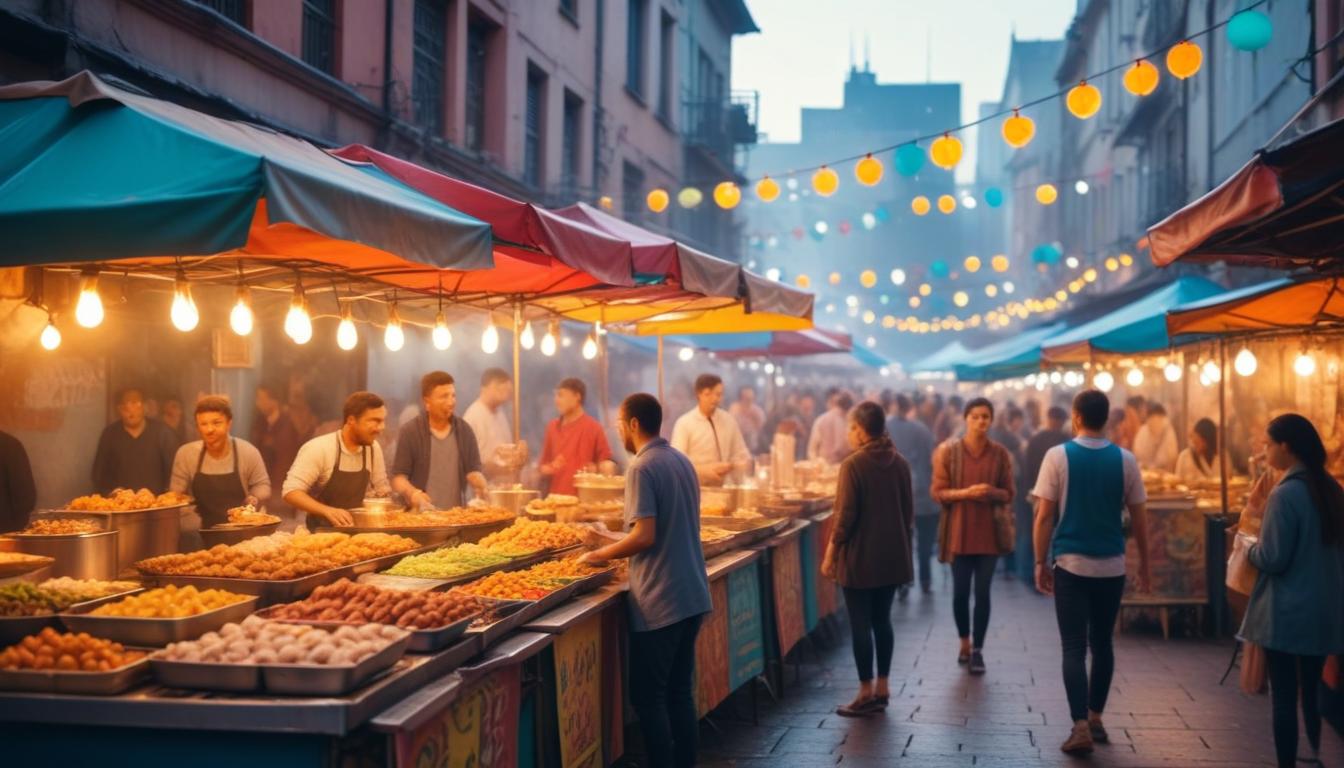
[1218,340,1229,516]
[512,305,521,443]
[657,334,665,405]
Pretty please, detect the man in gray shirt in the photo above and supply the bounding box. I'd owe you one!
[581,393,711,768]
[391,371,488,510]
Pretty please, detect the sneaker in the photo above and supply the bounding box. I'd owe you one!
[968,650,986,675]
[1088,718,1109,744]
[957,650,971,665]
[1061,722,1094,755]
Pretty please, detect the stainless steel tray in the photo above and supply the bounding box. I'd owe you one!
[59,595,260,647]
[0,588,144,646]
[254,606,480,654]
[262,633,411,696]
[701,537,736,560]
[41,502,193,517]
[150,656,261,692]
[319,518,513,546]
[0,654,150,695]
[199,522,281,548]
[374,542,584,587]
[464,598,534,649]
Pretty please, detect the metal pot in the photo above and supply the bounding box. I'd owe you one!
[487,488,540,515]
[2,530,119,579]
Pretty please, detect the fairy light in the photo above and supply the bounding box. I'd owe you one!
[169,271,199,332]
[74,271,104,328]
[336,303,358,351]
[519,321,535,350]
[39,311,60,350]
[541,321,558,357]
[481,321,500,354]
[229,285,254,336]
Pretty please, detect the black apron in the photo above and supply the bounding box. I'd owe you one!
[316,433,370,511]
[191,438,247,528]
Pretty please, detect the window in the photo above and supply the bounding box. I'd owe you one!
[301,0,337,75]
[525,65,547,187]
[412,0,447,134]
[562,91,584,191]
[197,0,247,25]
[657,11,674,120]
[626,0,646,98]
[465,20,492,152]
[622,162,645,223]
[559,0,578,21]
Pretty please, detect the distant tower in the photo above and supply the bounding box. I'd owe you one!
[863,33,871,73]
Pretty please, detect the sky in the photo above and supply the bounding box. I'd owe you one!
[732,0,1078,180]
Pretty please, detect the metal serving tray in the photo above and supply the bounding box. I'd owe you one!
[0,588,145,646]
[59,596,260,647]
[253,606,480,654]
[0,654,150,695]
[262,632,411,696]
[150,656,261,693]
[321,517,514,546]
[199,522,281,548]
[700,537,737,560]
[458,568,614,649]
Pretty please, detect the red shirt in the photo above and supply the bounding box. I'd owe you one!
[540,413,614,495]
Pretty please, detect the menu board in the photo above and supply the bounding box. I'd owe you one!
[695,577,731,718]
[395,663,521,768]
[727,561,765,689]
[554,614,603,768]
[771,536,805,657]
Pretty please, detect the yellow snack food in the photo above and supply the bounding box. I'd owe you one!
[90,584,250,618]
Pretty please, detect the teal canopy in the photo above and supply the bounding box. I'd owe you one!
[953,323,1067,382]
[1040,276,1225,363]
[908,341,972,373]
[0,72,492,269]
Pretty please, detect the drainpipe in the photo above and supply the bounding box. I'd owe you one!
[379,0,395,147]
[592,0,605,198]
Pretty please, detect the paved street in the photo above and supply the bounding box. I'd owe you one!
[694,569,1344,767]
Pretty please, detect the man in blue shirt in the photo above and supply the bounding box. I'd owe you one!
[1033,389,1151,756]
[581,393,711,768]
[887,393,937,596]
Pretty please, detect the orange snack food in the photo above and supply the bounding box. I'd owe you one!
[0,627,146,672]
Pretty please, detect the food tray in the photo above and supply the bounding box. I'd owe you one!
[702,518,790,549]
[199,522,282,548]
[0,554,55,578]
[150,656,261,692]
[263,632,411,696]
[464,599,535,649]
[254,606,479,654]
[41,502,194,518]
[0,654,150,695]
[322,518,514,546]
[59,596,260,647]
[374,542,581,588]
[0,588,144,646]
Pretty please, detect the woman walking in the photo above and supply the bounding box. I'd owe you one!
[822,401,914,716]
[931,397,1015,675]
[1239,414,1344,767]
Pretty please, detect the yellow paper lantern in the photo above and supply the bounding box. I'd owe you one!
[964,256,982,273]
[882,315,897,329]
[1123,59,1160,96]
[937,194,957,214]
[828,271,842,285]
[911,196,931,216]
[1066,81,1102,119]
[598,195,614,210]
[677,187,703,208]
[953,291,970,308]
[854,154,884,186]
[795,274,811,289]
[918,283,932,297]
[646,188,670,213]
[1119,253,1134,267]
[1035,183,1058,205]
[1166,40,1203,80]
[860,270,878,288]
[991,254,1010,273]
[713,181,741,209]
[812,166,840,197]
[1000,110,1035,148]
[1105,257,1120,272]
[928,133,963,170]
[755,176,781,203]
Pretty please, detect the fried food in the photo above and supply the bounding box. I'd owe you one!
[0,628,146,671]
[18,518,102,535]
[477,519,583,557]
[455,557,607,601]
[159,616,405,666]
[37,578,140,605]
[66,489,192,512]
[223,505,281,527]
[136,530,417,580]
[267,578,485,629]
[385,543,512,579]
[700,526,734,543]
[356,506,515,528]
[90,585,249,618]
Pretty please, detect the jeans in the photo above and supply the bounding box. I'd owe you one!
[1052,566,1126,723]
[629,614,704,768]
[914,515,938,589]
[951,554,998,648]
[842,585,898,681]
[1265,648,1325,768]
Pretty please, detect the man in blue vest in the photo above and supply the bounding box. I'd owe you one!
[1032,389,1151,756]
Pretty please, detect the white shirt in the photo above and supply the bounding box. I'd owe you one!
[281,430,391,499]
[807,408,849,464]
[670,407,750,473]
[1132,422,1179,471]
[1175,448,1222,484]
[1031,436,1147,578]
[462,399,513,474]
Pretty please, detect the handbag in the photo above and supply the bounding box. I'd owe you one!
[1226,530,1259,596]
[1240,641,1268,694]
[993,503,1016,554]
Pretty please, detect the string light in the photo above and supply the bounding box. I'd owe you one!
[1294,350,1317,377]
[432,311,452,351]
[811,166,839,197]
[285,281,313,344]
[582,327,599,360]
[964,256,982,273]
[384,303,405,352]
[1036,184,1059,205]
[229,285,254,336]
[1234,347,1258,376]
[795,274,811,288]
[937,195,957,214]
[74,271,104,328]
[1202,359,1222,383]
[1167,40,1203,79]
[890,269,906,285]
[646,188,669,213]
[713,181,741,209]
[1001,110,1035,148]
[541,321,559,357]
[929,133,963,169]
[169,271,199,332]
[1123,59,1160,96]
[911,196,932,216]
[519,321,535,350]
[854,154,883,186]
[40,312,60,351]
[481,321,500,354]
[991,255,1010,272]
[336,303,358,351]
[1164,362,1183,382]
[755,176,780,203]
[1093,371,1115,392]
[1126,367,1144,387]
[678,346,694,362]
[677,187,703,208]
[1066,81,1102,119]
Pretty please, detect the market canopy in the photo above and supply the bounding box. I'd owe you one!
[908,341,972,373]
[1147,117,1344,270]
[1165,276,1344,336]
[953,323,1067,382]
[0,72,494,275]
[625,328,848,358]
[1040,276,1225,364]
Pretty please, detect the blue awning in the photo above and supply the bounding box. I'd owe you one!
[1041,276,1226,363]
[954,323,1067,382]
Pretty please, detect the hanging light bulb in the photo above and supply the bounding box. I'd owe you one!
[1201,359,1222,383]
[1164,362,1183,382]
[336,304,358,351]
[74,272,104,328]
[40,314,61,351]
[518,321,535,350]
[1093,371,1115,392]
[284,284,313,344]
[540,321,558,357]
[170,272,199,332]
[429,311,452,351]
[581,330,599,360]
[481,321,500,354]
[1294,350,1317,377]
[755,176,781,202]
[678,346,694,362]
[1234,347,1258,377]
[229,285,254,336]
[384,305,405,352]
[1126,367,1145,387]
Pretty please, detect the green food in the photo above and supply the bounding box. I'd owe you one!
[0,583,62,617]
[385,543,512,579]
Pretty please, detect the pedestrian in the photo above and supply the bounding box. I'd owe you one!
[931,397,1014,675]
[538,378,616,496]
[808,390,855,464]
[887,393,937,595]
[1017,405,1071,581]
[580,393,711,768]
[822,401,914,716]
[1031,390,1151,755]
[1238,414,1344,768]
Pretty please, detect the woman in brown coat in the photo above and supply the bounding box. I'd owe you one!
[931,397,1015,676]
[822,401,914,716]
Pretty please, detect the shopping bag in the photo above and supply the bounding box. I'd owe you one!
[1240,641,1268,695]
[1226,531,1260,596]
[993,504,1015,554]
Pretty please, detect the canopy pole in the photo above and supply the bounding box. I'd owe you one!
[1218,340,1230,517]
[512,304,521,443]
[657,335,665,405]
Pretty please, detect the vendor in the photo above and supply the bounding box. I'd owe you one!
[1132,402,1178,472]
[463,368,527,485]
[91,387,181,494]
[1175,418,1222,483]
[169,396,270,531]
[391,371,488,510]
[670,374,751,486]
[539,377,616,496]
[282,391,391,527]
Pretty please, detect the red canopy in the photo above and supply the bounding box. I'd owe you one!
[712,329,852,359]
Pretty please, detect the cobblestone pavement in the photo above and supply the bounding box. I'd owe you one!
[695,568,1344,768]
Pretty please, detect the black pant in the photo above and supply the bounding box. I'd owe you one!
[1052,566,1126,723]
[915,515,938,589]
[1265,648,1325,768]
[842,585,898,681]
[952,554,997,648]
[629,614,704,768]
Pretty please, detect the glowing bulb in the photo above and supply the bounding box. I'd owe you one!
[678,346,694,362]
[953,291,969,308]
[170,278,199,332]
[890,269,907,286]
[40,319,60,350]
[1093,371,1115,392]
[336,314,358,350]
[1125,368,1144,387]
[1234,348,1258,377]
[384,320,405,352]
[432,311,452,350]
[285,295,312,344]
[1295,351,1317,377]
[1164,362,1183,382]
[1199,360,1221,383]
[481,323,500,354]
[1075,180,1090,195]
[582,333,598,360]
[75,274,104,328]
[540,323,558,357]
[229,287,254,336]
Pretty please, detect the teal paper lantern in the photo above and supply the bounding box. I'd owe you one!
[873,205,892,223]
[1031,243,1063,265]
[984,187,1005,208]
[895,144,925,177]
[1227,10,1273,52]
[930,260,950,278]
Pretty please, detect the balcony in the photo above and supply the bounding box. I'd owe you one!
[683,90,759,174]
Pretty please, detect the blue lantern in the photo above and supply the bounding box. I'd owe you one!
[1227,10,1273,52]
[930,260,950,278]
[1031,243,1063,265]
[983,187,1005,208]
[873,205,892,223]
[895,144,925,177]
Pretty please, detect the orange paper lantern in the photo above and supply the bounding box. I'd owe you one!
[1123,59,1160,96]
[854,154,884,186]
[713,181,741,209]
[1035,184,1058,205]
[795,274,811,288]
[755,176,780,202]
[1166,40,1203,79]
[928,133,963,170]
[937,194,957,214]
[1066,81,1102,119]
[911,196,931,216]
[646,188,670,213]
[1001,110,1035,148]
[812,166,840,197]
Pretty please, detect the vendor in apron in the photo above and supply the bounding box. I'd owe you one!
[168,396,272,550]
[282,391,392,528]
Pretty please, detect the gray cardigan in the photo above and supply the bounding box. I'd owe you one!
[391,414,483,507]
[1239,465,1344,655]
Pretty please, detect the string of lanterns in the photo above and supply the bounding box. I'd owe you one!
[641,4,1272,214]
